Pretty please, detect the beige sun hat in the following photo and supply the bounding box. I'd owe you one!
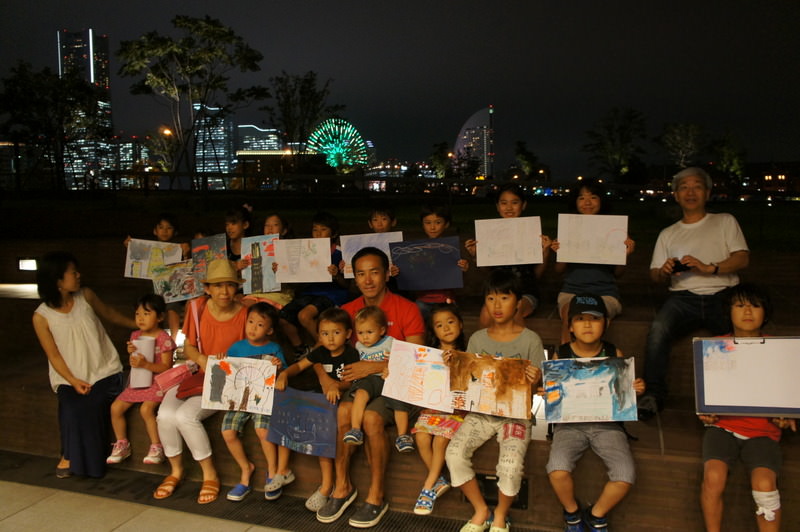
[202,259,244,284]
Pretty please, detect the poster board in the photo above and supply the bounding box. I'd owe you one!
[241,234,280,294]
[389,236,464,291]
[693,337,800,416]
[474,216,543,267]
[542,357,637,423]
[340,232,403,278]
[556,214,628,265]
[124,238,184,279]
[151,259,198,303]
[274,238,332,283]
[449,351,531,419]
[191,234,227,290]
[382,340,453,412]
[201,356,278,416]
[267,388,338,459]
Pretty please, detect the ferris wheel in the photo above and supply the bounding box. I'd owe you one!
[307,118,369,168]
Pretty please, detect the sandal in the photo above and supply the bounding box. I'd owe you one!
[153,475,181,499]
[197,478,220,504]
[413,488,436,515]
[226,483,251,501]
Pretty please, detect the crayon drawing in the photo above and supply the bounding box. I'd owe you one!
[201,357,278,416]
[543,357,637,423]
[267,388,338,459]
[274,238,331,283]
[474,217,543,267]
[341,231,403,278]
[191,234,227,287]
[382,340,453,412]
[124,238,183,279]
[241,234,280,294]
[389,236,464,291]
[151,260,199,302]
[448,350,531,419]
[556,214,628,265]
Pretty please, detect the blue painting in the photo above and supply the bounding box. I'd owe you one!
[543,357,637,423]
[389,236,464,291]
[267,388,338,459]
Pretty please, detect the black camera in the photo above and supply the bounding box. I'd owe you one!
[672,259,691,273]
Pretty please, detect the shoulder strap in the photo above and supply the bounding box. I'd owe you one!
[191,297,208,353]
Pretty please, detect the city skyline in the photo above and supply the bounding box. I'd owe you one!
[2,1,799,181]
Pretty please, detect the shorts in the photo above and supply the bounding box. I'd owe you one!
[558,292,622,320]
[221,410,270,433]
[280,295,335,325]
[349,374,385,401]
[546,422,635,484]
[703,425,781,474]
[341,395,418,424]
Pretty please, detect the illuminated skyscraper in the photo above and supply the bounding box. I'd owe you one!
[237,125,283,151]
[454,105,494,179]
[194,103,234,173]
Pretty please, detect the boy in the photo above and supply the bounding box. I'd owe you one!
[546,293,645,531]
[275,308,360,513]
[444,269,544,532]
[699,284,795,532]
[367,204,398,233]
[279,211,351,355]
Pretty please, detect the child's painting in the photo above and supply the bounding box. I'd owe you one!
[241,233,280,294]
[556,214,628,265]
[543,357,637,423]
[151,259,201,302]
[267,388,338,459]
[382,340,454,412]
[474,217,543,267]
[191,234,227,285]
[693,336,800,416]
[124,238,184,279]
[341,231,403,278]
[389,236,464,291]
[274,237,332,283]
[449,351,532,419]
[201,356,278,416]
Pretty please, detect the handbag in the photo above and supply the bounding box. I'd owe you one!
[175,370,205,399]
[154,364,192,395]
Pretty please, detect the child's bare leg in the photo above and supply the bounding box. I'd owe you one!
[751,467,780,532]
[592,480,632,516]
[319,456,334,496]
[350,389,370,430]
[166,309,181,340]
[460,478,491,525]
[416,432,433,470]
[222,429,255,485]
[422,436,449,490]
[493,491,514,529]
[277,443,292,476]
[549,470,579,512]
[478,305,491,329]
[139,401,161,444]
[255,427,278,477]
[297,304,320,343]
[394,410,409,435]
[281,318,302,348]
[700,459,728,532]
[515,297,535,327]
[110,400,132,441]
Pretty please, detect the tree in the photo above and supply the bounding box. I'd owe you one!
[712,131,746,185]
[583,107,647,181]
[660,122,703,169]
[0,61,104,190]
[514,141,540,178]
[429,142,453,179]
[118,15,268,173]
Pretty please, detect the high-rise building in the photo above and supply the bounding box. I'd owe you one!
[194,103,234,174]
[237,125,283,151]
[454,105,494,179]
[57,28,113,188]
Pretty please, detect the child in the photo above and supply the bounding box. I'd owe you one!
[279,211,351,355]
[411,303,467,515]
[545,293,645,532]
[465,183,552,328]
[226,204,253,268]
[243,213,295,311]
[341,306,413,452]
[367,204,398,233]
[550,179,635,344]
[699,284,795,532]
[275,308,360,512]
[445,269,545,532]
[219,303,291,502]
[107,294,176,465]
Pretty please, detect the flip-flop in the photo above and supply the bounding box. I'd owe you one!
[56,466,72,479]
[153,475,181,499]
[198,478,220,504]
[226,483,251,501]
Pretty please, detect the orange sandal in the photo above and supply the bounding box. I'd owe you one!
[153,475,181,499]
[197,478,220,504]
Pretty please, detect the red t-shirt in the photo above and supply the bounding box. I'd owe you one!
[183,297,248,356]
[342,289,425,343]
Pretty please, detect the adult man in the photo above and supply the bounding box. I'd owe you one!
[315,247,425,527]
[638,167,749,420]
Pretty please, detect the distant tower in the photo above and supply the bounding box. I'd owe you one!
[57,28,113,188]
[194,103,234,174]
[454,105,495,179]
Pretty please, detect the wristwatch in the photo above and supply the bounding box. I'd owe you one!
[712,263,719,275]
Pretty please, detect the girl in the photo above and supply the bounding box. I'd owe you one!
[465,183,552,328]
[243,212,296,311]
[550,179,636,343]
[33,251,135,478]
[226,204,253,269]
[411,303,467,516]
[153,259,248,504]
[107,294,176,466]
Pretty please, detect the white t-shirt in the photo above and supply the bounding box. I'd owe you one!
[650,212,748,295]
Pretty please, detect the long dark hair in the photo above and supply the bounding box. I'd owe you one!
[425,303,467,351]
[36,251,78,308]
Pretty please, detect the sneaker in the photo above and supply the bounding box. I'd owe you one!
[343,428,364,445]
[265,470,295,492]
[264,476,283,501]
[564,507,585,532]
[413,488,436,515]
[316,488,358,523]
[348,501,389,528]
[395,434,414,453]
[584,507,608,531]
[305,486,330,512]
[106,439,131,464]
[143,443,164,465]
[637,394,659,421]
[433,475,451,497]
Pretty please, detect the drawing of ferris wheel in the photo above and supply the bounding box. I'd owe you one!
[307,118,369,168]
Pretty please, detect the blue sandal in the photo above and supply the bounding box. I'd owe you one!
[226,483,251,501]
[413,488,436,515]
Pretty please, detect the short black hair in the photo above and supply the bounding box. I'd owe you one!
[483,268,522,298]
[495,183,527,204]
[420,204,452,223]
[568,178,611,214]
[368,204,396,221]
[351,246,389,272]
[724,283,773,326]
[36,251,78,308]
[155,212,179,232]
[137,293,166,316]
[312,211,340,237]
[318,307,353,331]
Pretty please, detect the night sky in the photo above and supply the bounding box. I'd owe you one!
[3,1,799,180]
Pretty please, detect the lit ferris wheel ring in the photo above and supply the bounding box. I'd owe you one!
[307,118,369,168]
